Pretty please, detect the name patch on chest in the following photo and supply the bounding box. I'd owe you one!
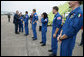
[57,17,61,20]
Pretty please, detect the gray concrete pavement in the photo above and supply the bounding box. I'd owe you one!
[1,15,83,56]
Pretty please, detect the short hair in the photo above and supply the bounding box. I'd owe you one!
[42,12,48,19]
[25,11,28,14]
[78,1,82,5]
[16,10,19,13]
[33,9,36,12]
[53,6,59,11]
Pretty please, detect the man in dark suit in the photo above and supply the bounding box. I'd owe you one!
[13,10,20,34]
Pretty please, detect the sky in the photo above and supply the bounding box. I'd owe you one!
[1,1,67,15]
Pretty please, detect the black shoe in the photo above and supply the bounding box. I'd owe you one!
[41,44,46,46]
[40,41,43,44]
[15,32,20,34]
[32,37,34,39]
[79,44,83,46]
[33,38,37,41]
[49,53,56,56]
[27,34,29,35]
[32,37,34,38]
[24,34,28,36]
[48,49,52,52]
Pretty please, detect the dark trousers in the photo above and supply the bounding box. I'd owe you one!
[8,18,10,22]
[15,23,19,33]
[19,23,23,32]
[80,32,83,45]
[39,26,42,31]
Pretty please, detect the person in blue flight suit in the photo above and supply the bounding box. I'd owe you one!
[48,6,62,56]
[40,12,48,46]
[24,11,29,36]
[32,9,38,40]
[57,1,83,56]
[13,10,20,34]
[19,12,24,32]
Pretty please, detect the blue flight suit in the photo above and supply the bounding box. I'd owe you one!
[24,14,29,35]
[13,14,19,33]
[41,18,48,44]
[32,13,38,39]
[51,12,62,55]
[19,16,23,32]
[60,7,83,56]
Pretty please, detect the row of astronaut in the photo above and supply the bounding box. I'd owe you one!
[13,1,83,56]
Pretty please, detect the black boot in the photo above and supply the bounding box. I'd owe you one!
[41,44,46,46]
[49,53,56,56]
[33,38,37,41]
[32,37,34,38]
[79,43,83,46]
[40,41,43,44]
[48,49,52,52]
[24,34,28,36]
[15,32,20,34]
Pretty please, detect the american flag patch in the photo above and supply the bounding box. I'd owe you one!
[57,17,61,20]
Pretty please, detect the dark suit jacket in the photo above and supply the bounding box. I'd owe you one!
[13,14,19,24]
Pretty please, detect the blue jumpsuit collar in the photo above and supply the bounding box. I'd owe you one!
[71,6,80,13]
[26,14,28,15]
[33,12,36,15]
[45,17,48,19]
[54,12,59,17]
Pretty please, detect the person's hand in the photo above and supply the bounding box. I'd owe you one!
[53,34,56,38]
[57,35,62,42]
[57,36,62,44]
[57,35,60,41]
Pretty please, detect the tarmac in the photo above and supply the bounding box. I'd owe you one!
[1,15,83,56]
